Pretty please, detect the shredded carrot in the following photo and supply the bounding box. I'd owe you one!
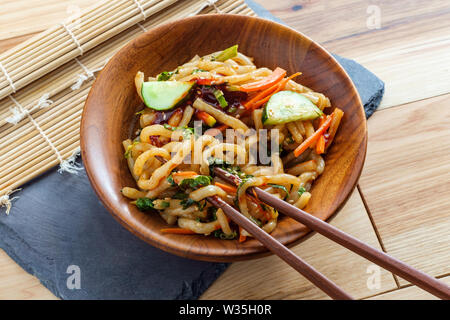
[238,226,247,243]
[315,116,326,154]
[239,67,287,92]
[243,81,281,109]
[325,108,344,150]
[245,72,301,110]
[172,171,198,177]
[214,182,237,193]
[196,77,225,85]
[316,135,326,154]
[294,114,333,157]
[160,228,197,235]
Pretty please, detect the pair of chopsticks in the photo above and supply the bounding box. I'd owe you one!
[209,167,450,300]
[154,154,449,299]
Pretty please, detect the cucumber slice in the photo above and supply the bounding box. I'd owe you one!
[141,81,194,111]
[214,45,238,62]
[262,91,323,125]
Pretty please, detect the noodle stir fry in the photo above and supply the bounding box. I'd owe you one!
[121,45,344,241]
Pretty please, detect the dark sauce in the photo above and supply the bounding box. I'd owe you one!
[140,84,248,146]
[195,85,248,115]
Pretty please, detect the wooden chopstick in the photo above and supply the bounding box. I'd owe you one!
[205,194,353,300]
[213,167,450,300]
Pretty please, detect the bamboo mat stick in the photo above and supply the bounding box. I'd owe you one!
[0,0,177,99]
[0,0,255,197]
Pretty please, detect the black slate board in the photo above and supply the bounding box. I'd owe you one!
[0,1,384,300]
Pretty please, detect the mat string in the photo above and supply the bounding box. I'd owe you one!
[0,189,21,215]
[207,0,223,13]
[60,22,84,56]
[137,22,147,32]
[132,0,148,20]
[71,58,108,90]
[0,61,16,93]
[188,0,222,17]
[7,95,83,175]
[5,93,53,125]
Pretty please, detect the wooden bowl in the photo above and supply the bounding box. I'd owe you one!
[81,14,367,262]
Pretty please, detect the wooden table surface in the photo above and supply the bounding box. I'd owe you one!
[0,0,449,300]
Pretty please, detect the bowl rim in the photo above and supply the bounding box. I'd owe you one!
[81,14,367,262]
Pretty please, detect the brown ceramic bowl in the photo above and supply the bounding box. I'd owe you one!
[81,14,367,262]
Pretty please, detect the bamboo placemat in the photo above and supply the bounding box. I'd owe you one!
[0,0,256,203]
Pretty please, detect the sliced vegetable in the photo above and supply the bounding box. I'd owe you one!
[267,183,289,200]
[239,67,286,92]
[214,45,238,62]
[325,108,344,150]
[293,114,333,157]
[160,228,197,235]
[214,182,237,194]
[244,72,301,110]
[196,110,217,127]
[141,81,194,111]
[262,91,323,125]
[238,226,247,243]
[195,77,225,85]
[316,116,327,154]
[172,171,198,184]
[298,187,306,197]
[136,198,154,211]
[213,88,228,108]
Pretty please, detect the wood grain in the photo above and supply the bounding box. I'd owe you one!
[201,191,397,300]
[358,93,450,285]
[257,0,450,109]
[368,276,450,300]
[81,14,366,261]
[0,0,95,40]
[0,249,57,300]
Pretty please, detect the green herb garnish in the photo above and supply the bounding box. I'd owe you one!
[207,206,218,221]
[136,198,154,211]
[180,198,207,210]
[213,230,238,240]
[179,175,212,190]
[173,192,188,200]
[157,71,174,81]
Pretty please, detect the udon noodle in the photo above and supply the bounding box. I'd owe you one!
[121,46,343,241]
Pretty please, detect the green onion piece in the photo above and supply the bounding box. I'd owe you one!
[227,106,237,114]
[157,71,174,81]
[298,187,306,197]
[214,45,238,62]
[268,184,289,200]
[179,175,212,190]
[136,198,154,211]
[213,88,228,108]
